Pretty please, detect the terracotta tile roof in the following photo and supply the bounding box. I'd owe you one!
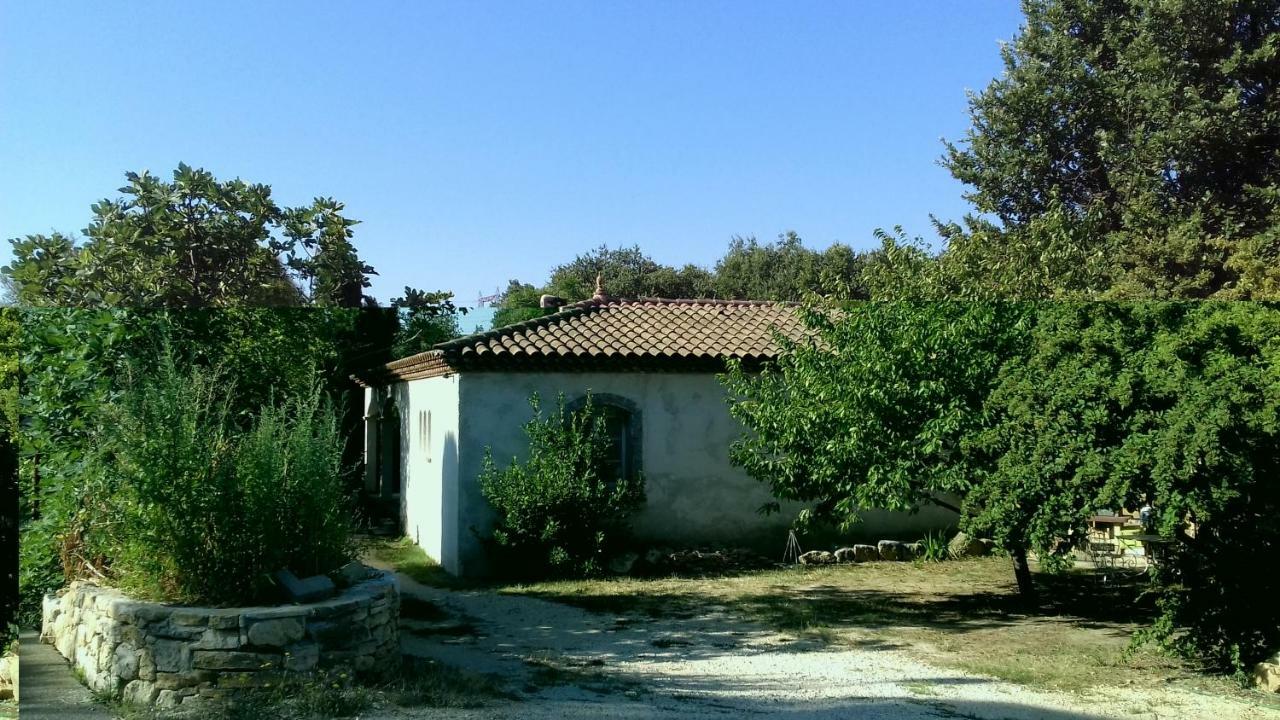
[356,298,806,384]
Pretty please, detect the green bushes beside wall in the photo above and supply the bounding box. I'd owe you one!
[88,356,354,605]
[480,393,645,579]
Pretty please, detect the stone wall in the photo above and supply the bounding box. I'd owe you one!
[40,572,399,708]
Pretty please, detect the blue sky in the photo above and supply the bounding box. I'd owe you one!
[1,2,1023,306]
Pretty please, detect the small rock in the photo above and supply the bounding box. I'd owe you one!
[877,540,907,561]
[798,550,836,565]
[834,547,859,563]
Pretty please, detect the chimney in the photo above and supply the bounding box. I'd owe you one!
[539,294,566,309]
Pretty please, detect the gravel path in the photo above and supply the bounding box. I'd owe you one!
[372,565,1280,720]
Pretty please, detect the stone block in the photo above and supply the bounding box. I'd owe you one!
[331,561,372,588]
[308,620,356,647]
[948,532,990,558]
[193,650,281,672]
[272,569,336,603]
[114,642,139,681]
[122,679,159,705]
[151,639,190,673]
[1257,661,1280,693]
[284,642,320,672]
[196,627,241,650]
[833,547,858,563]
[207,611,240,630]
[877,540,907,561]
[852,544,878,562]
[798,550,835,565]
[246,617,305,648]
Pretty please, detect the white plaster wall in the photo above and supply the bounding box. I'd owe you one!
[384,375,460,570]
[444,371,957,576]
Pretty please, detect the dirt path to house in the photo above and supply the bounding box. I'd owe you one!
[366,562,1280,720]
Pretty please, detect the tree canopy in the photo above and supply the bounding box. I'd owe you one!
[929,0,1280,300]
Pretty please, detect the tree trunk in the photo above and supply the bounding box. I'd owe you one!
[1012,547,1037,605]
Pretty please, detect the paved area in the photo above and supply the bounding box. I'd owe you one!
[17,631,113,719]
[368,562,1280,720]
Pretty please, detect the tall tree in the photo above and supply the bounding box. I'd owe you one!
[714,233,869,300]
[389,287,464,357]
[938,0,1280,300]
[3,164,380,308]
[547,245,714,300]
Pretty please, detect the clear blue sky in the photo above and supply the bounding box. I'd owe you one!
[1,1,1023,306]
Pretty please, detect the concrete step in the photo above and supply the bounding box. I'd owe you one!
[17,631,114,719]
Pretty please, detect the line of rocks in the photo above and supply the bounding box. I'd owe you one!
[798,533,995,566]
[40,571,399,709]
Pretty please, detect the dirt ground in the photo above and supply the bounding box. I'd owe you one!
[362,551,1280,720]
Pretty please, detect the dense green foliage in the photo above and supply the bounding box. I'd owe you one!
[5,164,356,307]
[389,287,464,358]
[972,302,1280,669]
[491,235,872,328]
[479,394,645,579]
[712,233,869,300]
[7,164,458,617]
[90,357,353,605]
[0,309,17,643]
[722,303,1029,527]
[930,0,1280,300]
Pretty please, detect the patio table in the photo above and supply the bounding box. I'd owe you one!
[1131,533,1172,567]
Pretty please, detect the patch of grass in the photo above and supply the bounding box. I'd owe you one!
[902,681,939,697]
[105,670,376,720]
[502,557,1251,698]
[360,536,466,588]
[520,654,644,698]
[383,656,510,708]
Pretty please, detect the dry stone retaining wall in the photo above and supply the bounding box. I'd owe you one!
[40,572,399,708]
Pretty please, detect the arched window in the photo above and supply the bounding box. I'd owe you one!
[568,393,641,485]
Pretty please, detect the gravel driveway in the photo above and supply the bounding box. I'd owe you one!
[370,565,1280,720]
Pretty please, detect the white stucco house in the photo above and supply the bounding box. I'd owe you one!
[355,287,956,576]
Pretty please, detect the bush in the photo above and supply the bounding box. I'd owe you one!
[90,355,354,605]
[479,393,644,579]
[977,302,1280,670]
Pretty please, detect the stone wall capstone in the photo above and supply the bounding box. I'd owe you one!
[40,571,399,708]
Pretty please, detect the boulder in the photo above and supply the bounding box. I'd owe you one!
[877,540,907,561]
[905,542,924,560]
[852,544,878,562]
[0,653,13,701]
[1257,660,1280,693]
[834,547,859,563]
[798,550,836,565]
[947,532,989,559]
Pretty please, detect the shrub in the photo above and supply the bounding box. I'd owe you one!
[916,531,949,563]
[90,355,354,605]
[479,393,644,579]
